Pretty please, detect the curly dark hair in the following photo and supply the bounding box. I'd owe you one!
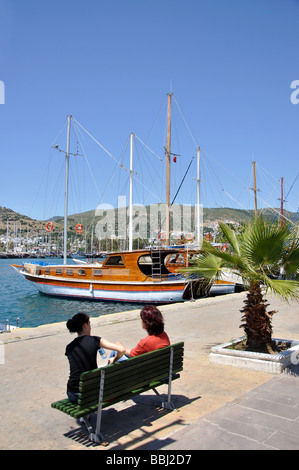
[140,305,165,336]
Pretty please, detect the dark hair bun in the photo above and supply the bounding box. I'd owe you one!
[66,313,89,333]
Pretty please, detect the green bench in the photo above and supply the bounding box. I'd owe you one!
[51,341,184,444]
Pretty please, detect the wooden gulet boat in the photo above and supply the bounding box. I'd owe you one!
[11,248,207,303]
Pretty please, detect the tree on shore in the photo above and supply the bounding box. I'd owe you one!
[184,217,299,353]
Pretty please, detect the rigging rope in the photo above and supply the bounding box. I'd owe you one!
[72,121,103,202]
[171,151,196,205]
[172,95,199,148]
[73,118,130,172]
[285,170,299,201]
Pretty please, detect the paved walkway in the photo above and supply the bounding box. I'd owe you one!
[1,292,299,450]
[147,368,299,450]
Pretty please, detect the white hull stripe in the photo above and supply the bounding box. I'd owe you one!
[33,281,185,303]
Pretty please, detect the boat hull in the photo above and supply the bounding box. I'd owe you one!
[209,283,235,295]
[28,276,186,303]
[11,247,238,304]
[11,262,194,303]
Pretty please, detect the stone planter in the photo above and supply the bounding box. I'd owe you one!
[210,337,299,373]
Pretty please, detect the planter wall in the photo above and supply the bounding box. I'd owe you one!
[210,337,299,373]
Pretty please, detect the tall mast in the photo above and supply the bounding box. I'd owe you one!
[129,132,134,251]
[6,220,8,253]
[63,115,72,265]
[165,92,172,245]
[196,146,201,245]
[280,177,284,228]
[253,160,258,219]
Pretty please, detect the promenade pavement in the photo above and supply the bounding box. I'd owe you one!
[1,292,299,451]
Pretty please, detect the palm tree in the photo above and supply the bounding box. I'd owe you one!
[185,217,299,353]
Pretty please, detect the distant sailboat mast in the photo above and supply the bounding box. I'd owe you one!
[165,92,172,245]
[129,132,134,251]
[63,115,72,265]
[196,146,201,246]
[280,177,284,228]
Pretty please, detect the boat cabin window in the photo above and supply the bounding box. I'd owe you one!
[93,269,102,276]
[104,255,124,266]
[137,253,170,276]
[78,269,86,276]
[56,268,63,274]
[66,269,74,275]
[138,255,152,264]
[166,253,185,265]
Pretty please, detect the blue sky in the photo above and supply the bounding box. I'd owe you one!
[0,0,299,223]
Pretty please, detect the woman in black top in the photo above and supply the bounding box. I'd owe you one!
[65,312,125,403]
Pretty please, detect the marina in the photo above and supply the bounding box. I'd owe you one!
[1,0,299,453]
[7,95,243,306]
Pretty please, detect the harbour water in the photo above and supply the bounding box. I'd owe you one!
[0,258,143,329]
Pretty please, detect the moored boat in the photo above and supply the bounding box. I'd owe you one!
[11,247,208,303]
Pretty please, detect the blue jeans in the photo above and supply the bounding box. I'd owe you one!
[67,391,79,403]
[109,350,129,362]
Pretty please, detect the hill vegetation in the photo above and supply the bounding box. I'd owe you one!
[0,204,296,236]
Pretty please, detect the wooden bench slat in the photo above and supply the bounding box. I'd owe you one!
[79,354,183,395]
[79,343,184,389]
[80,342,184,382]
[79,368,183,408]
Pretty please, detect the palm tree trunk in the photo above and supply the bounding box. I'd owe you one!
[240,282,276,353]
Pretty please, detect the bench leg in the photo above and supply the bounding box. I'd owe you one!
[163,347,175,410]
[153,348,176,411]
[77,415,104,444]
[153,387,175,410]
[89,431,105,444]
[81,415,92,434]
[78,370,106,444]
[89,369,105,444]
[161,400,176,411]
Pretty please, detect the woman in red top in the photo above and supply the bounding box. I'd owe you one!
[109,305,170,363]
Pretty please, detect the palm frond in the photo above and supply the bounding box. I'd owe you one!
[263,278,299,302]
[218,222,241,256]
[281,245,299,277]
[240,218,289,269]
[183,253,224,280]
[199,241,238,265]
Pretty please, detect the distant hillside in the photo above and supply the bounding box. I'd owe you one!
[0,207,64,235]
[0,205,297,236]
[202,207,296,224]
